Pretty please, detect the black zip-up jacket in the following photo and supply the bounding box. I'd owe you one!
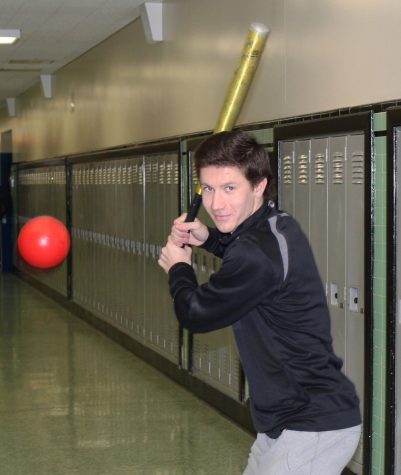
[168,202,361,437]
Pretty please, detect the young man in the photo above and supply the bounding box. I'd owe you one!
[158,130,361,475]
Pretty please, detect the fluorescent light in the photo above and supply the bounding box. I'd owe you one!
[0,29,21,45]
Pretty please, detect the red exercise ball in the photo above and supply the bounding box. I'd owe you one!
[17,216,70,269]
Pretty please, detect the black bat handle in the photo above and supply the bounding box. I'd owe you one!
[185,192,202,223]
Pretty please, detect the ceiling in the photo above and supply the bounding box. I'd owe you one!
[0,0,147,104]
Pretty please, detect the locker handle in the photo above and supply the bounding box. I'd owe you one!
[330,283,339,306]
[349,287,359,312]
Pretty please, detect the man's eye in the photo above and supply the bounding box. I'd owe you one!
[225,186,234,192]
[202,185,212,192]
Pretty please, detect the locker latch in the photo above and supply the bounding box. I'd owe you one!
[349,287,359,312]
[330,283,339,306]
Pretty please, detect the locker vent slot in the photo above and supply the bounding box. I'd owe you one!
[145,163,151,183]
[166,162,172,184]
[297,154,309,184]
[174,162,179,185]
[282,155,293,184]
[127,165,133,185]
[222,350,229,383]
[203,343,209,372]
[191,160,198,185]
[233,359,240,385]
[314,153,325,184]
[151,162,158,183]
[94,168,99,185]
[159,162,165,184]
[139,164,144,185]
[132,164,138,183]
[332,152,344,184]
[351,152,364,184]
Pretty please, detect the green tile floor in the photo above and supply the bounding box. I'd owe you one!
[0,273,253,475]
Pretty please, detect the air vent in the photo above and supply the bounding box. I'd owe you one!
[174,162,179,185]
[94,167,100,186]
[145,163,151,183]
[151,162,158,182]
[332,152,344,184]
[297,154,309,184]
[106,166,112,185]
[127,165,133,185]
[132,164,138,184]
[84,168,89,185]
[116,165,122,185]
[139,164,144,185]
[351,152,364,184]
[191,160,198,185]
[166,162,173,184]
[282,155,293,184]
[159,161,165,184]
[314,153,326,184]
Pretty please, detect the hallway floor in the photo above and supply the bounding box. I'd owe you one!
[0,273,253,475]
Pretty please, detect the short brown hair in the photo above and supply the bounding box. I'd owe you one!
[194,130,276,202]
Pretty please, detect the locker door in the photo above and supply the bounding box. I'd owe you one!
[92,164,100,315]
[327,136,347,363]
[279,141,295,214]
[152,153,180,362]
[98,164,107,316]
[294,140,311,238]
[395,127,401,474]
[310,138,328,287]
[120,160,131,330]
[144,157,157,344]
[104,163,115,320]
[131,158,145,340]
[345,133,365,470]
[345,134,365,397]
[164,155,180,361]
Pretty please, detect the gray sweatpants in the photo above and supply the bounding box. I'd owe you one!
[242,425,361,475]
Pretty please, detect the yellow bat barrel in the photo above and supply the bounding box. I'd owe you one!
[214,23,269,133]
[189,23,269,209]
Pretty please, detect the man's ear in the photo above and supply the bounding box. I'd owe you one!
[254,178,268,197]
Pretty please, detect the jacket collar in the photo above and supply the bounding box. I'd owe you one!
[218,200,275,246]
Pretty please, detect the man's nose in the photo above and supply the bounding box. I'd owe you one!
[211,190,225,210]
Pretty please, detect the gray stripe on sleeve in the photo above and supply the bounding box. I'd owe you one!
[267,215,289,281]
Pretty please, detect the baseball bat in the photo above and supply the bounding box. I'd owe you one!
[185,22,269,222]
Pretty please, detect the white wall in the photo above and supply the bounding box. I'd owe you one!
[1,0,400,161]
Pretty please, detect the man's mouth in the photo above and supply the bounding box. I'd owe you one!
[213,214,230,221]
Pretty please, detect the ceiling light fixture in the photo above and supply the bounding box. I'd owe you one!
[0,29,21,45]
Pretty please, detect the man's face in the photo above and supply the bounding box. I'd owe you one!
[199,165,266,234]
